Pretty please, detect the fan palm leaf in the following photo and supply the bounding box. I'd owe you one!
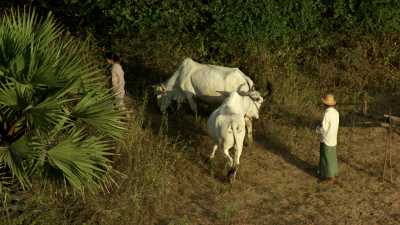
[0,8,126,198]
[43,130,114,192]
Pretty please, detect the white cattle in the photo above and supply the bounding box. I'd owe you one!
[154,58,255,114]
[154,58,263,143]
[207,91,263,182]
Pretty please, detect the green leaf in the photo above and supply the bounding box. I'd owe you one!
[0,83,18,107]
[72,90,126,139]
[46,130,113,192]
[13,54,25,73]
[0,8,125,195]
[0,136,33,189]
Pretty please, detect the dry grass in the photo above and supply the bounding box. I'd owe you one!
[146,111,400,225]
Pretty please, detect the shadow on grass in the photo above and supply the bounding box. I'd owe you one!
[121,58,239,183]
[123,58,168,101]
[268,106,319,129]
[255,120,317,178]
[123,59,226,181]
[268,104,384,130]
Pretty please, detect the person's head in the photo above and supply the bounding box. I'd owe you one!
[105,52,121,64]
[322,93,336,108]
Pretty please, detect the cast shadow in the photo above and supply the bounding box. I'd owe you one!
[254,121,317,178]
[122,58,223,180]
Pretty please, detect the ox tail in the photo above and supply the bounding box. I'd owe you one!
[228,118,244,182]
[230,119,242,157]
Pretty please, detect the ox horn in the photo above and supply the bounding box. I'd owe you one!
[238,90,249,96]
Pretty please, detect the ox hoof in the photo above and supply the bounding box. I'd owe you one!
[227,167,238,183]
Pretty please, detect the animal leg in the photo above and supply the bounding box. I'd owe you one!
[208,144,218,177]
[245,117,253,145]
[233,141,243,169]
[227,166,238,183]
[186,94,198,115]
[210,144,218,159]
[228,146,243,182]
[221,144,233,169]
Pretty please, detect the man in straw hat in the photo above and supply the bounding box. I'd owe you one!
[316,94,340,182]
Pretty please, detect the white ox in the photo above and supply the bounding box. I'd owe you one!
[154,58,255,112]
[154,58,261,142]
[207,91,263,182]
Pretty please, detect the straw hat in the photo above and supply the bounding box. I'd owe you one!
[322,94,336,106]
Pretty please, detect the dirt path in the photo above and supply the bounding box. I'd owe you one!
[148,109,400,225]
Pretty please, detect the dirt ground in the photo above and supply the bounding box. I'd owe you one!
[148,107,400,225]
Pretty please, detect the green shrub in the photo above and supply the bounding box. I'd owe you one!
[0,8,126,203]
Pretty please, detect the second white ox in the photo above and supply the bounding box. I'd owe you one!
[207,91,263,182]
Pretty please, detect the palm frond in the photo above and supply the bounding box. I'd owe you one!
[45,130,114,193]
[0,136,33,189]
[0,82,18,108]
[0,163,12,206]
[0,8,126,195]
[72,91,126,139]
[28,96,70,131]
[35,12,63,52]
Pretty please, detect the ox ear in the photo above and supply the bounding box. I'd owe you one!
[251,85,256,91]
[262,92,268,98]
[152,84,167,93]
[160,84,166,92]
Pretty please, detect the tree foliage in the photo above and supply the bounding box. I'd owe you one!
[6,0,399,48]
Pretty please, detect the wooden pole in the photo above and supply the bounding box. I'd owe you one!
[382,112,394,183]
[362,94,368,116]
[383,123,389,182]
[389,120,393,183]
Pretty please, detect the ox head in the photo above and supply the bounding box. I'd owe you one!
[152,83,171,112]
[237,82,256,93]
[239,90,264,119]
[153,83,167,99]
[245,81,273,99]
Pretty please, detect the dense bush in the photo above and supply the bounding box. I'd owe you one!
[4,0,400,49]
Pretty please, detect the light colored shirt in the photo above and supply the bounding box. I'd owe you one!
[318,107,339,147]
[111,63,125,98]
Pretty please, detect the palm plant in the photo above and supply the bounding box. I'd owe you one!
[0,8,126,202]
